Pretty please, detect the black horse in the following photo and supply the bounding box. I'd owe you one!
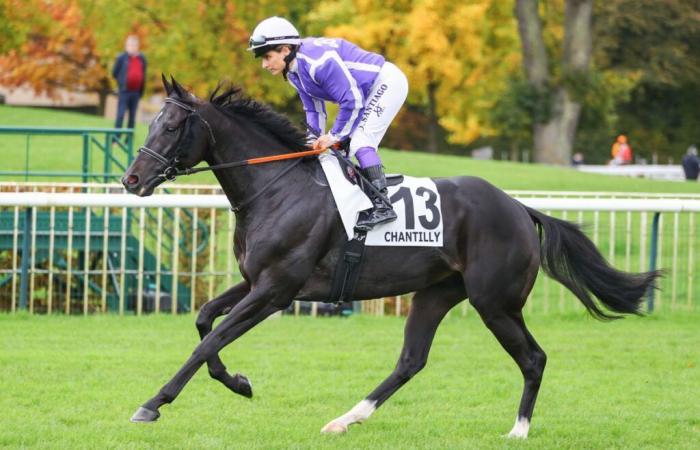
[122,76,659,438]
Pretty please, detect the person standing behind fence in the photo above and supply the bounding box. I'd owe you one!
[112,36,147,133]
[682,145,700,181]
[610,134,633,165]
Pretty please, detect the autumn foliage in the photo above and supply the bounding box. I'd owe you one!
[0,0,110,105]
[1,0,699,162]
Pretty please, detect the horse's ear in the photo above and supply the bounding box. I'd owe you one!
[170,76,186,98]
[162,73,173,96]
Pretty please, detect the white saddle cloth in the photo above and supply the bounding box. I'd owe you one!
[319,153,444,247]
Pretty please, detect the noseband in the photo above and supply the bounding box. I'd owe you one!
[138,97,217,181]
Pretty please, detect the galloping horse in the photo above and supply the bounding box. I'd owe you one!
[122,76,659,438]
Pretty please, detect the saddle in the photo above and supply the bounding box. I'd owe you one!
[332,140,403,194]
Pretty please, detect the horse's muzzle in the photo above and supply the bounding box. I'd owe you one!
[121,171,159,197]
[123,173,140,189]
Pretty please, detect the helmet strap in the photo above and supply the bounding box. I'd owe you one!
[282,45,299,81]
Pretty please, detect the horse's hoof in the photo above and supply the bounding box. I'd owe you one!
[321,421,347,434]
[506,431,528,439]
[506,417,529,439]
[233,373,253,398]
[130,406,160,423]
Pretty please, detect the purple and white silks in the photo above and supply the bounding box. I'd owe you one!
[287,37,384,139]
[355,147,381,169]
[286,38,408,162]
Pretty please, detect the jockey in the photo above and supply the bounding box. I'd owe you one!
[247,16,409,230]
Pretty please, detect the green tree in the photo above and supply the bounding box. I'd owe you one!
[594,0,700,162]
[515,0,594,165]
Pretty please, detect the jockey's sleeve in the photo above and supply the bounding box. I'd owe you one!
[313,52,364,140]
[297,89,327,135]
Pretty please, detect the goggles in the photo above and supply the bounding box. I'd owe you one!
[248,34,299,48]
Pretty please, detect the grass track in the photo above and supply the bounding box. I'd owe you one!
[1,312,698,449]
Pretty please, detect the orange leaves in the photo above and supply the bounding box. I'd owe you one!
[0,0,108,97]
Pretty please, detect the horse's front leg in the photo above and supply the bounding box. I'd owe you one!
[130,286,289,422]
[194,281,254,398]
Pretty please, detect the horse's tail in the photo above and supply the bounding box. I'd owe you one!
[525,205,662,320]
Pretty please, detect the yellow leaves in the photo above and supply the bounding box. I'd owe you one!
[450,2,489,59]
[441,113,482,144]
[314,0,522,145]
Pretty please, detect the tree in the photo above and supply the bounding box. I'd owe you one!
[1,1,318,114]
[0,0,111,113]
[593,0,700,162]
[515,0,593,164]
[309,0,520,153]
[84,0,317,103]
[0,0,33,54]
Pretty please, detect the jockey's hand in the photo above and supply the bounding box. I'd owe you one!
[312,133,339,151]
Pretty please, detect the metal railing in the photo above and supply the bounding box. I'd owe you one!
[0,183,225,315]
[0,127,134,183]
[1,185,698,316]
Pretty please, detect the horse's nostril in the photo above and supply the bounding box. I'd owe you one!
[125,174,140,186]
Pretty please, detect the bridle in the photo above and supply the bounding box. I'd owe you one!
[137,97,325,212]
[138,97,217,181]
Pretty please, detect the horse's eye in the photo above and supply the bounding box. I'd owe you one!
[166,126,178,132]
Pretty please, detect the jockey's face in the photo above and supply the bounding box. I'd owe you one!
[261,46,291,76]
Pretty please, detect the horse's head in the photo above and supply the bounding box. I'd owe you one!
[122,75,216,196]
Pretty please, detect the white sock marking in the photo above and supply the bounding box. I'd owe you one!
[336,399,377,427]
[507,416,530,439]
[321,399,377,433]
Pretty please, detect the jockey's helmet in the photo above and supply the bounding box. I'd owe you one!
[247,17,300,58]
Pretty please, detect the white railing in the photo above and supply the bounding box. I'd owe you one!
[3,192,700,212]
[3,182,699,199]
[1,188,698,316]
[508,190,700,199]
[575,164,689,181]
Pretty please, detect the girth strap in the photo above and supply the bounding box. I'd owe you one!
[328,228,368,304]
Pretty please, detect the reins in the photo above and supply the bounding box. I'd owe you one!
[177,147,327,176]
[138,97,327,212]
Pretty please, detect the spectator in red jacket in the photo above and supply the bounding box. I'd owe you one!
[112,36,147,134]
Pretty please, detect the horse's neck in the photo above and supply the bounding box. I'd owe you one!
[206,128,315,216]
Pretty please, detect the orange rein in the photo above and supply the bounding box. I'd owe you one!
[178,146,333,176]
[244,147,327,166]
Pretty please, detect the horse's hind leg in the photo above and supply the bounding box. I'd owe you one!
[195,281,253,398]
[469,295,546,439]
[321,275,466,434]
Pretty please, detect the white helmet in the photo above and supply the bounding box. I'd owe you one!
[247,17,300,57]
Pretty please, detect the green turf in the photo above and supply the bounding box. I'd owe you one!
[0,312,698,449]
[2,105,699,192]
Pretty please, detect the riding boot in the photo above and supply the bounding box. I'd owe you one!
[355,165,397,231]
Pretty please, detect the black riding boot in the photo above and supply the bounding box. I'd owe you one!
[355,165,397,231]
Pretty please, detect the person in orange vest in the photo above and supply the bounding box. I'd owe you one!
[610,135,633,165]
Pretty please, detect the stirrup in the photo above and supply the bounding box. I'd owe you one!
[355,206,397,231]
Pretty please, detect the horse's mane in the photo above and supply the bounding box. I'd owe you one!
[208,84,308,151]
